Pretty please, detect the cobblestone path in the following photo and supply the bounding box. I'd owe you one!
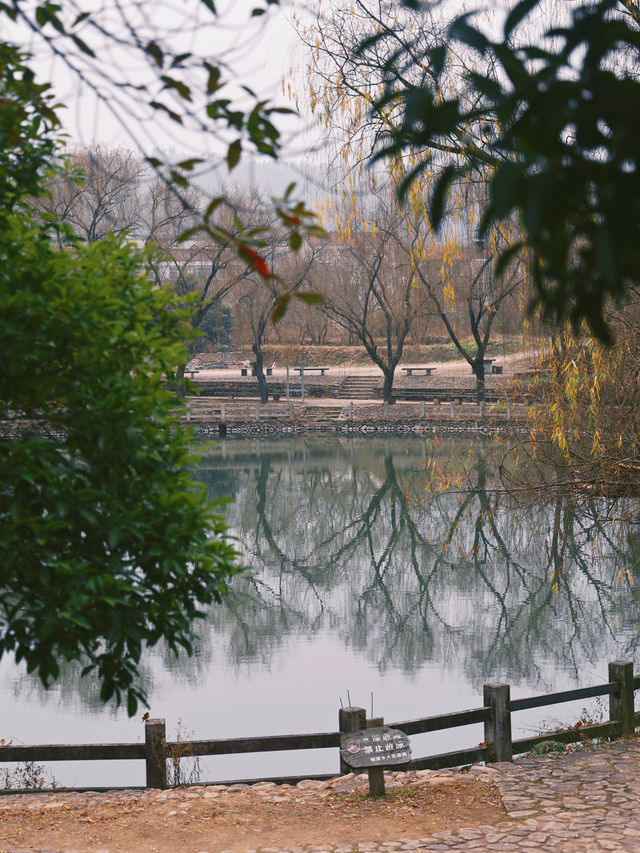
[402,740,640,852]
[3,740,640,852]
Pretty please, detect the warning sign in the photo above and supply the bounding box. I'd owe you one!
[340,726,411,769]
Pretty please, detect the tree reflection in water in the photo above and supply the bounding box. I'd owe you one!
[197,435,640,693]
[12,435,640,712]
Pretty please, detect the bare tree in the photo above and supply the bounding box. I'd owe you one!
[144,188,260,364]
[236,235,322,402]
[413,234,527,401]
[34,147,146,244]
[320,193,420,404]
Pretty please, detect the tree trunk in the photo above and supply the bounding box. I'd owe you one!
[252,341,269,403]
[472,360,486,404]
[382,369,395,404]
[174,364,186,400]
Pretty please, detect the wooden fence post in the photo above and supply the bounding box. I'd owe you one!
[145,718,167,789]
[483,683,512,763]
[609,660,635,735]
[366,716,385,797]
[339,706,366,775]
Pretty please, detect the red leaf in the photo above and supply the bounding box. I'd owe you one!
[238,246,270,278]
[280,212,303,226]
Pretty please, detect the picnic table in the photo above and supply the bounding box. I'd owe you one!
[472,358,503,374]
[401,366,436,377]
[185,369,200,379]
[294,366,330,376]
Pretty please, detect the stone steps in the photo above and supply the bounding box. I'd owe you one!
[339,377,381,399]
[300,406,344,428]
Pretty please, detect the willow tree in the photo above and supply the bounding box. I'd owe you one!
[370,0,640,344]
[525,303,640,497]
[360,0,640,481]
[296,0,529,401]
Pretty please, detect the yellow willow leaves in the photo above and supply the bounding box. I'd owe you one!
[561,358,580,413]
[443,282,455,308]
[617,568,633,587]
[591,429,605,457]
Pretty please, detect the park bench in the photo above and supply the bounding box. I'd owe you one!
[401,366,436,377]
[294,366,330,376]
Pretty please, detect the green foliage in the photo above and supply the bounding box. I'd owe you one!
[0,44,59,208]
[0,47,240,714]
[377,0,640,342]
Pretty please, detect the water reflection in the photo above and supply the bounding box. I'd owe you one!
[5,435,640,751]
[198,436,640,692]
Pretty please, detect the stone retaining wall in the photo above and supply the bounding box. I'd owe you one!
[193,420,527,438]
[189,409,528,438]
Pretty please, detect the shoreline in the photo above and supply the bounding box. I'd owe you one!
[182,398,530,438]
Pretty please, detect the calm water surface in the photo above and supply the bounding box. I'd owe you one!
[2,435,640,787]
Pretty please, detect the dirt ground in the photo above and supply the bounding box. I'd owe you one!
[0,776,506,852]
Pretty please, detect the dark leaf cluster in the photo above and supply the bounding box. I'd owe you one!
[374,0,640,342]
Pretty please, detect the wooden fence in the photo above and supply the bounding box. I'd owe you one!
[1,660,638,791]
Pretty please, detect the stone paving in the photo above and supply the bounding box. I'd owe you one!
[3,739,640,852]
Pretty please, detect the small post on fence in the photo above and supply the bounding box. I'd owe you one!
[367,716,385,797]
[339,706,366,775]
[483,683,512,763]
[145,718,167,789]
[609,660,635,735]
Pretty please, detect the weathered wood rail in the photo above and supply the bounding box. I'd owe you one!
[1,661,637,790]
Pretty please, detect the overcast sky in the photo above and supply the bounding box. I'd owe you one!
[7,1,308,160]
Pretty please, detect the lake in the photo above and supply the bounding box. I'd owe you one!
[2,434,640,788]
